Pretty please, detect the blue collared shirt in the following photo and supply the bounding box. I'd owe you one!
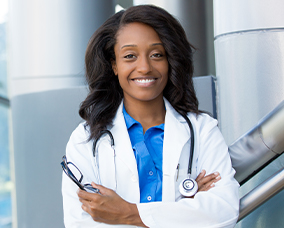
[123,107,164,203]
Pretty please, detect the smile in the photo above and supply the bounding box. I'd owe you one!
[134,78,156,83]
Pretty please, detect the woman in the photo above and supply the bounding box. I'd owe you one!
[62,5,239,228]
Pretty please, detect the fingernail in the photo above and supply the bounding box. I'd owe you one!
[211,183,215,187]
[216,175,221,180]
[214,172,219,176]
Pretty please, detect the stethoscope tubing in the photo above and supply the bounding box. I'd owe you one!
[93,130,115,157]
[179,113,195,175]
[92,113,196,196]
[92,113,194,177]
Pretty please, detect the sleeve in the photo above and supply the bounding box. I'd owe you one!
[136,115,240,228]
[61,123,103,228]
[62,124,138,228]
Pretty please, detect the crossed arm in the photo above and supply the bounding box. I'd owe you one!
[77,170,221,227]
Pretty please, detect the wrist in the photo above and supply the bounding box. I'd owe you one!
[125,203,148,227]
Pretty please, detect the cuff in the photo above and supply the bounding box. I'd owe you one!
[136,203,158,228]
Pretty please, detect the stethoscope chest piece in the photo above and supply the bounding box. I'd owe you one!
[179,177,198,197]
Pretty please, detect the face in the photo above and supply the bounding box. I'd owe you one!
[112,22,168,104]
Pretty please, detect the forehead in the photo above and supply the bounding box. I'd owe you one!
[115,22,162,45]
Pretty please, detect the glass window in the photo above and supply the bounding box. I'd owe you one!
[0,0,11,227]
[0,0,8,98]
[0,104,12,228]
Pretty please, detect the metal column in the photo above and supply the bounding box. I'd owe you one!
[9,1,114,227]
[214,0,284,227]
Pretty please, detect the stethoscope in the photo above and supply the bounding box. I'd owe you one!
[92,114,198,198]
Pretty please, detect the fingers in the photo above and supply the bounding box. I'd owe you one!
[77,187,101,204]
[195,169,206,182]
[77,183,115,205]
[199,175,221,191]
[77,184,137,225]
[77,188,92,200]
[196,171,221,192]
[77,185,104,218]
[198,172,220,186]
[91,182,116,196]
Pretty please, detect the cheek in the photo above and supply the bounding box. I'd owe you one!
[116,75,125,88]
[116,61,132,75]
[160,63,169,81]
[116,69,130,89]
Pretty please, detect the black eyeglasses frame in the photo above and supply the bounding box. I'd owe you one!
[61,155,99,193]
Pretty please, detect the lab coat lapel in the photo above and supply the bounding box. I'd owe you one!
[96,102,139,202]
[163,99,191,201]
[110,102,139,177]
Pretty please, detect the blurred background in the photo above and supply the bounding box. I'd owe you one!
[0,0,284,227]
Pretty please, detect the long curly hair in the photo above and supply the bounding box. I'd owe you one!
[79,5,199,141]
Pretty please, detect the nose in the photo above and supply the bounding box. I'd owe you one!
[136,56,152,74]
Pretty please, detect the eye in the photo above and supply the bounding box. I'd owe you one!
[151,53,163,58]
[124,54,136,59]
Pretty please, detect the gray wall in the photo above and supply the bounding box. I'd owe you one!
[11,87,87,227]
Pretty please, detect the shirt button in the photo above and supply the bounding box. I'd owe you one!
[131,176,137,182]
[147,196,152,201]
[149,171,153,176]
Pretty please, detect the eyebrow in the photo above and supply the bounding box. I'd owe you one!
[121,44,137,49]
[121,43,164,49]
[151,43,163,47]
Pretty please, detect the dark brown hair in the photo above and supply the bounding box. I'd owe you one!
[79,5,199,141]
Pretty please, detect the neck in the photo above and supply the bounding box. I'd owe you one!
[123,96,166,133]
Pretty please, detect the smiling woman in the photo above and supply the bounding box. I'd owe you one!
[62,5,239,228]
[112,22,168,123]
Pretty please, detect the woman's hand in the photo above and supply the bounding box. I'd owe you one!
[195,170,221,192]
[77,183,147,227]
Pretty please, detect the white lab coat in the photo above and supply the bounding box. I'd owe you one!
[62,99,239,228]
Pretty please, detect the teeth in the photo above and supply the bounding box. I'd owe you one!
[135,79,155,83]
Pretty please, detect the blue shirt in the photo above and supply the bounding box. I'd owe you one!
[123,107,164,203]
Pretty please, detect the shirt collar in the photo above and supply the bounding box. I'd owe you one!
[123,105,165,131]
[123,105,139,130]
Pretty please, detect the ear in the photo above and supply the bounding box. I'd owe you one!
[111,59,118,76]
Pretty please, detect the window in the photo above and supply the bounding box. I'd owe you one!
[0,1,12,227]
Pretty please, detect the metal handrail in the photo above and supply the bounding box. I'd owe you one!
[228,100,284,220]
[238,167,284,221]
[229,100,284,185]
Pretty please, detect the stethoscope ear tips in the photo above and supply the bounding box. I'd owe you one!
[179,178,198,197]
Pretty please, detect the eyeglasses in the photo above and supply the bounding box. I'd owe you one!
[61,155,99,193]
